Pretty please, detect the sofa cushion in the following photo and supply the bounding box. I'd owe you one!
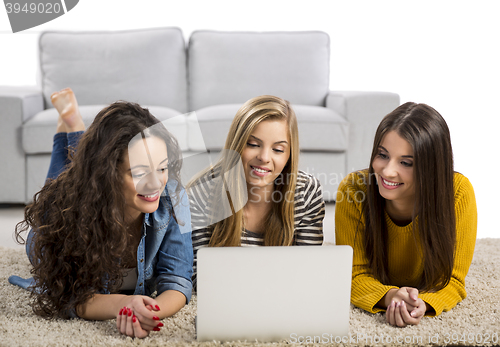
[23,105,187,154]
[188,31,330,111]
[295,105,349,151]
[186,104,348,152]
[39,27,188,113]
[148,106,189,152]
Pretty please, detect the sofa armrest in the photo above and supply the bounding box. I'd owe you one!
[326,91,400,173]
[0,86,44,203]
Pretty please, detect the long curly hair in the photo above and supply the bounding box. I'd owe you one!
[15,102,182,319]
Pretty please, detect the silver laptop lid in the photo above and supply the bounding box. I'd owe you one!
[197,245,352,342]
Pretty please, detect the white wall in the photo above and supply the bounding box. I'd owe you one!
[1,0,498,238]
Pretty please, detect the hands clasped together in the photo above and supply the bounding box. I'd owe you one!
[116,295,164,338]
[384,287,428,327]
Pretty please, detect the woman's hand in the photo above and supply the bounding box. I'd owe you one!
[116,307,150,338]
[383,287,419,309]
[384,287,427,327]
[386,298,426,327]
[115,296,163,338]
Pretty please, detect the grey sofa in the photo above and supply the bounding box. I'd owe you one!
[0,27,399,204]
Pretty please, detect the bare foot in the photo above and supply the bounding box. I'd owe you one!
[51,88,85,133]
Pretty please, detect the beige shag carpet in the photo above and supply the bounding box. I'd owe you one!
[1,239,499,347]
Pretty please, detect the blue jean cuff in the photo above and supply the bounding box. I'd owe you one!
[8,275,38,292]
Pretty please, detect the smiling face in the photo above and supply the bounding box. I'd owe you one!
[241,119,291,189]
[121,135,169,221]
[371,130,416,209]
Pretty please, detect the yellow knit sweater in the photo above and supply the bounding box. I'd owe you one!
[335,170,477,316]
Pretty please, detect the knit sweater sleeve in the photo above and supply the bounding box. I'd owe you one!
[335,172,398,313]
[419,174,477,316]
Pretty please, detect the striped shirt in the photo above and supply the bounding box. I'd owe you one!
[189,170,325,290]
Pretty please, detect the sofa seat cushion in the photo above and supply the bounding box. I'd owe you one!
[187,104,348,152]
[23,105,187,154]
[188,31,330,111]
[39,28,188,113]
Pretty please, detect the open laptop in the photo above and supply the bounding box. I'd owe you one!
[196,245,353,342]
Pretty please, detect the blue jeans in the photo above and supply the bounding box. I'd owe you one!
[26,131,84,265]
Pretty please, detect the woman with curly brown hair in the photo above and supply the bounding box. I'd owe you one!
[9,88,193,338]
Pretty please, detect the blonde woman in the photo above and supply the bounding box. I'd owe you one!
[188,95,325,288]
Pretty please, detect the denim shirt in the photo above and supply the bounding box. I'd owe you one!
[11,180,193,314]
[133,180,193,303]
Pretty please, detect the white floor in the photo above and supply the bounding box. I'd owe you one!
[0,202,336,249]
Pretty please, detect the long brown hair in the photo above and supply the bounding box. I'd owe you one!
[364,102,455,292]
[15,102,182,319]
[189,95,299,246]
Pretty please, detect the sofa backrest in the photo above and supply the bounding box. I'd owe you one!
[188,31,330,111]
[39,27,188,113]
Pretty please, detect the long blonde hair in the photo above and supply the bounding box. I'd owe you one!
[189,95,299,246]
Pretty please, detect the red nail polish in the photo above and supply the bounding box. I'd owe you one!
[153,327,161,332]
[153,316,160,321]
[155,305,160,310]
[128,309,132,317]
[132,315,137,323]
[119,308,123,315]
[157,322,164,327]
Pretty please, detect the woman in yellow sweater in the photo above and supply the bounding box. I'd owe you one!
[335,102,477,327]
